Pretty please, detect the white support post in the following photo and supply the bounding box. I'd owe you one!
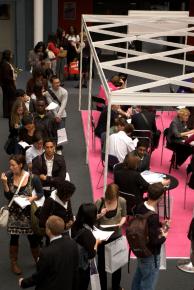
[78,20,84,111]
[86,52,93,164]
[103,97,112,193]
[34,0,43,46]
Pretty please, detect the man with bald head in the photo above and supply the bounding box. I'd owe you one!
[19,216,79,290]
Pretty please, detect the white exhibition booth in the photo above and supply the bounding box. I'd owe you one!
[78,11,194,190]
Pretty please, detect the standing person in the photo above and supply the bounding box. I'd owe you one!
[39,179,75,233]
[33,98,58,142]
[32,138,66,197]
[28,42,48,72]
[0,49,17,118]
[45,75,68,128]
[25,131,44,171]
[131,183,170,290]
[0,155,43,275]
[56,27,69,85]
[71,203,100,290]
[96,183,127,290]
[66,25,80,80]
[19,215,79,290]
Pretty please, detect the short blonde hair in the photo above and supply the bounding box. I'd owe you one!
[177,108,190,118]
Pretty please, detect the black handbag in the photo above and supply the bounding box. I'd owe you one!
[4,136,17,155]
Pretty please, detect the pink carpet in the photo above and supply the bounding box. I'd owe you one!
[81,110,194,258]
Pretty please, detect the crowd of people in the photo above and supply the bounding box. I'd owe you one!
[0,24,194,290]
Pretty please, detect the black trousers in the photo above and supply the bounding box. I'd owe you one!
[97,240,121,290]
[78,267,90,290]
[10,234,39,248]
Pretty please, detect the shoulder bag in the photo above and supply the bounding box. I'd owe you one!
[0,172,28,228]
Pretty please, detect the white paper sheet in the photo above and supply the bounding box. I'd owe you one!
[92,226,114,241]
[18,141,31,149]
[100,224,118,228]
[14,196,31,209]
[57,128,68,145]
[46,102,58,110]
[141,170,166,184]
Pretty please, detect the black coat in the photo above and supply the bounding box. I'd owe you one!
[114,165,149,204]
[32,153,66,188]
[21,237,79,290]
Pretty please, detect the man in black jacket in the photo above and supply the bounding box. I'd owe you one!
[33,98,58,143]
[19,215,79,290]
[32,138,66,197]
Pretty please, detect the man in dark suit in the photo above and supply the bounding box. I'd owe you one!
[131,106,160,150]
[19,215,79,290]
[32,138,66,197]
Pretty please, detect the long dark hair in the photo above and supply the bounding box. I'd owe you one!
[1,49,12,63]
[74,203,97,230]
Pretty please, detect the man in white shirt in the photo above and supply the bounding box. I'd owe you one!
[109,123,137,162]
[45,75,68,129]
[25,131,44,171]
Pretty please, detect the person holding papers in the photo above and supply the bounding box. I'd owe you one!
[95,183,127,290]
[71,203,101,290]
[25,131,44,171]
[45,75,68,129]
[1,155,43,275]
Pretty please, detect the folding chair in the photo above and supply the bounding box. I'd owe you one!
[96,153,119,189]
[160,128,177,173]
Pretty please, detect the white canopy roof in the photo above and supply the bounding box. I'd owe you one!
[79,12,194,189]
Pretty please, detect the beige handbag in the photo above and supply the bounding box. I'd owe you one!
[0,172,28,228]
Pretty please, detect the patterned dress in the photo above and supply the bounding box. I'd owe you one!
[5,172,33,235]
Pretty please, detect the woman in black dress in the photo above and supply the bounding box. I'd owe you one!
[0,50,17,118]
[1,155,43,275]
[71,203,100,290]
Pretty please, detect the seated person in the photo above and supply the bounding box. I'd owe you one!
[32,138,66,197]
[109,123,137,163]
[167,108,194,167]
[95,105,131,139]
[33,97,58,143]
[25,131,44,171]
[127,139,150,172]
[114,155,169,206]
[131,106,160,151]
[98,75,124,106]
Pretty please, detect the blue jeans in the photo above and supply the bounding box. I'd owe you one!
[131,255,160,290]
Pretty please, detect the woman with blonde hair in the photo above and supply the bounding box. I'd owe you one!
[167,107,194,166]
[96,183,127,290]
[7,99,28,154]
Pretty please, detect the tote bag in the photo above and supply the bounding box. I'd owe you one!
[105,235,128,273]
[90,258,101,290]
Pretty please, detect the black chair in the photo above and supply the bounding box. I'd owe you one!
[119,191,136,216]
[160,128,177,173]
[96,153,119,189]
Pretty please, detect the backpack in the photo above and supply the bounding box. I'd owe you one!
[73,228,90,270]
[126,211,156,258]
